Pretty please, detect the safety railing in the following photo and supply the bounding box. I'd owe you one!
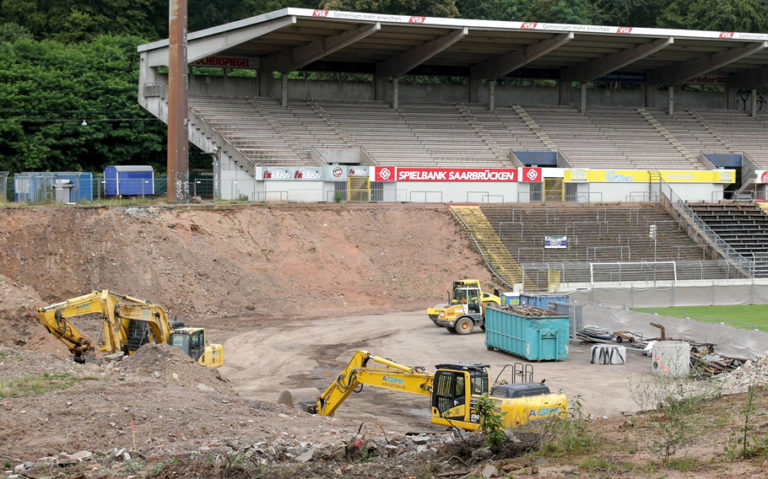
[449,207,515,290]
[520,259,743,288]
[659,178,755,277]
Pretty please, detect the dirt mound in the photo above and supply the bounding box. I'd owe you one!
[0,204,492,324]
[0,274,69,356]
[117,343,233,394]
[0,346,88,379]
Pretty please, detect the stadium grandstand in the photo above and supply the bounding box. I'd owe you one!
[137,8,768,290]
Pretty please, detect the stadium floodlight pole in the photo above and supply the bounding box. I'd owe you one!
[167,0,189,203]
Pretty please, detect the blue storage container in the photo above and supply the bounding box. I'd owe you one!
[104,165,154,196]
[485,305,569,361]
[519,293,570,310]
[501,292,520,305]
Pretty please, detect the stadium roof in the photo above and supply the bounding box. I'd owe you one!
[138,8,768,87]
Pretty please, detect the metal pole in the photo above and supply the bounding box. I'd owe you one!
[167,0,189,203]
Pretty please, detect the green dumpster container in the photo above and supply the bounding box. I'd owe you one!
[485,305,569,361]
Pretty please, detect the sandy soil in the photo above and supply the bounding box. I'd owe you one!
[223,309,653,432]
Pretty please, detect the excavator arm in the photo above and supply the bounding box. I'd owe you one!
[114,302,174,349]
[316,350,434,416]
[37,290,151,361]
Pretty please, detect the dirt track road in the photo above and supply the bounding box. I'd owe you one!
[221,310,652,433]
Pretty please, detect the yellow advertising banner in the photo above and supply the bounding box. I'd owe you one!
[564,169,734,183]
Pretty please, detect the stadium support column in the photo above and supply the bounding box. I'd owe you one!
[579,83,587,114]
[167,0,189,204]
[374,74,386,101]
[558,80,568,105]
[644,82,652,107]
[281,74,288,109]
[667,86,674,116]
[489,81,495,112]
[469,77,480,103]
[392,78,399,109]
[751,88,758,117]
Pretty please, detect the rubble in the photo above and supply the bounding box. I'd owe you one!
[718,351,768,394]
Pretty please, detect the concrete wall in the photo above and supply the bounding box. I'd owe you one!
[221,160,260,200]
[668,183,723,202]
[180,73,729,109]
[266,181,323,202]
[219,156,724,203]
[189,74,260,97]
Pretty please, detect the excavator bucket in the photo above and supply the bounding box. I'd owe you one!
[278,387,321,413]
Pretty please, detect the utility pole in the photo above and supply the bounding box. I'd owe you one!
[167,0,189,203]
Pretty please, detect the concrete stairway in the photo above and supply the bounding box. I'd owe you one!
[511,105,559,152]
[637,108,699,166]
[449,205,536,289]
[455,103,511,166]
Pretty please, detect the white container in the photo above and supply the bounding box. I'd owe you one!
[590,345,626,365]
[651,341,690,377]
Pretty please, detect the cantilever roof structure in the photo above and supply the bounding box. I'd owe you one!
[138,8,768,87]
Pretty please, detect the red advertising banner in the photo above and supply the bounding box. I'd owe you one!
[389,167,518,182]
[521,167,543,182]
[374,166,396,182]
[192,56,257,69]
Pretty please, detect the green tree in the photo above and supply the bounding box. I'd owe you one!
[658,0,768,33]
[526,0,600,24]
[0,22,32,42]
[231,0,320,19]
[595,0,671,27]
[321,0,459,18]
[0,0,158,42]
[456,0,529,21]
[0,35,166,173]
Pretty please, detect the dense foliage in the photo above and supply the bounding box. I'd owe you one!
[0,0,766,173]
[0,35,165,173]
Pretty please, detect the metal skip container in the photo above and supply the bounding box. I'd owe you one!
[485,305,569,361]
[651,341,690,377]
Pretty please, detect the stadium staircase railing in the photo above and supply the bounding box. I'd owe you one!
[636,108,699,165]
[449,205,538,290]
[511,105,559,152]
[659,179,755,277]
[454,104,511,166]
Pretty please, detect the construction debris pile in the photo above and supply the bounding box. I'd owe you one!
[577,324,746,378]
[492,304,560,316]
[690,351,746,378]
[718,351,768,394]
[114,343,232,394]
[7,429,542,479]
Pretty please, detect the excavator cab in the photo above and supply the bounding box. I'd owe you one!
[170,329,204,360]
[170,328,224,369]
[431,363,489,427]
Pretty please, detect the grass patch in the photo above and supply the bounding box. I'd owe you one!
[580,455,619,473]
[668,456,703,472]
[631,304,768,332]
[0,372,78,397]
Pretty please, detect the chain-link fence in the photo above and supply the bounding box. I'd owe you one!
[572,282,768,310]
[7,176,217,203]
[520,259,744,290]
[0,171,7,202]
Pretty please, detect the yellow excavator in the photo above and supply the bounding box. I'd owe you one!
[37,290,223,368]
[427,280,500,332]
[279,350,567,431]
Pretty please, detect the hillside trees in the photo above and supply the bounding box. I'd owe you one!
[658,0,768,32]
[0,35,165,173]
